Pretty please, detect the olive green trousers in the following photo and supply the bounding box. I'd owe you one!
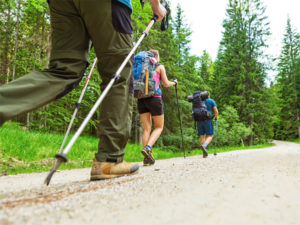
[0,0,133,162]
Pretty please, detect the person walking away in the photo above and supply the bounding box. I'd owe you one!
[0,0,167,180]
[138,49,177,166]
[197,92,218,158]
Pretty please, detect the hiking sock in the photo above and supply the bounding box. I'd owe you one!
[146,145,152,150]
[201,142,208,158]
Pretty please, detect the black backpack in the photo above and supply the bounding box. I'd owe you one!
[192,91,212,121]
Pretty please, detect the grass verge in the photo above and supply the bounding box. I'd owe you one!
[0,122,273,175]
[290,138,300,144]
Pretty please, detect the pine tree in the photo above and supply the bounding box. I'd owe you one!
[275,18,300,139]
[173,4,192,69]
[213,0,272,144]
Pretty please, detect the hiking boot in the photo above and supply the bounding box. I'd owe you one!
[200,145,208,158]
[143,157,153,166]
[90,159,139,181]
[141,146,155,165]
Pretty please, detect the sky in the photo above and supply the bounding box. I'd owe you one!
[170,0,300,61]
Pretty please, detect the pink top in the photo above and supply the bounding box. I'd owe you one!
[152,71,161,98]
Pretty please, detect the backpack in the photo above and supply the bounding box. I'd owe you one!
[133,51,158,99]
[192,91,212,121]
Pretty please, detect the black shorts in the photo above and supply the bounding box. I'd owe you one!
[138,97,163,116]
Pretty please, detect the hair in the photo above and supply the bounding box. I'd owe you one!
[149,49,159,57]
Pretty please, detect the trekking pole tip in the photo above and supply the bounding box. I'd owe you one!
[44,154,67,186]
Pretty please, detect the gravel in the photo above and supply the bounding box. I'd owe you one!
[0,140,299,225]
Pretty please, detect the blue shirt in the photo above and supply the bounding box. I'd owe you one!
[117,0,132,10]
[205,98,217,115]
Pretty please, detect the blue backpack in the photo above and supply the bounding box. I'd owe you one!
[133,51,158,99]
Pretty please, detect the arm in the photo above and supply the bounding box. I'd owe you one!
[158,65,177,87]
[150,0,167,21]
[213,106,219,120]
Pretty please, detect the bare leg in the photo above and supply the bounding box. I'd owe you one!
[140,113,152,147]
[200,135,206,145]
[205,135,214,145]
[147,115,164,147]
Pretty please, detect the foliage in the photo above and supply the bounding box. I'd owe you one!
[290,138,300,144]
[275,18,300,139]
[0,0,299,151]
[216,105,251,146]
[212,0,274,144]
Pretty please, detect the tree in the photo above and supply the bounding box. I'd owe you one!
[275,18,300,139]
[0,0,13,83]
[173,4,192,69]
[213,0,273,144]
[11,0,22,81]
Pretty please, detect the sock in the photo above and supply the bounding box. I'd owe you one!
[203,142,208,148]
[146,145,152,150]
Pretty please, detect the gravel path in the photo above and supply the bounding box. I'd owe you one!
[0,140,299,225]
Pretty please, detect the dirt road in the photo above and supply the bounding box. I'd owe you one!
[0,141,299,225]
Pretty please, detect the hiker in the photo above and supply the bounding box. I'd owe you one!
[137,49,178,166]
[197,91,218,158]
[0,0,167,180]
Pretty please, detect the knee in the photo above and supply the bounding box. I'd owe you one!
[48,59,88,79]
[154,125,164,132]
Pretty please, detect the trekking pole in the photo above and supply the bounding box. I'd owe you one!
[45,17,159,186]
[58,58,98,154]
[174,83,186,158]
[214,118,217,156]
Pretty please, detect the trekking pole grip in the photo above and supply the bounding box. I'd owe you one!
[173,78,178,86]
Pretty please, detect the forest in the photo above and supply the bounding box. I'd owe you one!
[0,0,299,151]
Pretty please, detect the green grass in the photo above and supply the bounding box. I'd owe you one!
[0,122,273,175]
[290,138,300,144]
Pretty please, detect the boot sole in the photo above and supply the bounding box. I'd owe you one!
[90,174,124,181]
[90,169,139,181]
[141,150,155,164]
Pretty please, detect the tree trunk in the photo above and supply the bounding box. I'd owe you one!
[44,28,52,68]
[40,13,46,60]
[34,15,41,64]
[38,15,48,130]
[26,113,30,129]
[11,0,22,81]
[2,3,12,83]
